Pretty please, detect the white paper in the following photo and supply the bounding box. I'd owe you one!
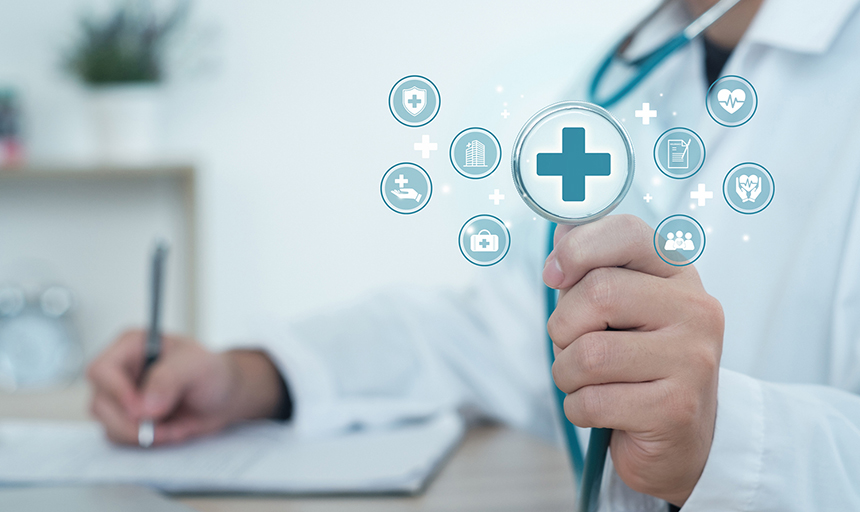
[0,412,464,495]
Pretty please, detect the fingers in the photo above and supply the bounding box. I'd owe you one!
[90,391,140,445]
[139,355,196,420]
[544,215,688,290]
[547,267,691,349]
[86,330,147,418]
[552,330,673,394]
[563,380,670,432]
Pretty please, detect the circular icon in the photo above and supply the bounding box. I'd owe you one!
[380,162,432,214]
[512,101,634,225]
[458,215,510,266]
[389,75,440,128]
[653,127,705,179]
[706,75,757,127]
[654,214,706,266]
[450,127,501,179]
[722,162,774,215]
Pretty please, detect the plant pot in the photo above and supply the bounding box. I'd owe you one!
[89,83,163,162]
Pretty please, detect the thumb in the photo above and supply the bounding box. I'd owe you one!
[140,357,191,420]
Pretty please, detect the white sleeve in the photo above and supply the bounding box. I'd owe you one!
[232,224,558,437]
[600,368,860,511]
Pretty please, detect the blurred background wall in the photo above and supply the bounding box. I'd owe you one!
[0,0,651,361]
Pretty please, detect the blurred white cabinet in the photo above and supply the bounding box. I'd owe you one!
[0,163,197,357]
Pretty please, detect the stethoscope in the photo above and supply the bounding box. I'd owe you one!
[590,0,743,109]
[513,1,745,511]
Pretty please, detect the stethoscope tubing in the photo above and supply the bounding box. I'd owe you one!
[560,2,745,510]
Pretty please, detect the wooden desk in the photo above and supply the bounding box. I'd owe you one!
[0,385,576,511]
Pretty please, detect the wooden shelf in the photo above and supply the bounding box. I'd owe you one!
[0,160,200,350]
[0,162,194,180]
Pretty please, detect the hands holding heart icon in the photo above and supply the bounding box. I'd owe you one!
[736,174,762,203]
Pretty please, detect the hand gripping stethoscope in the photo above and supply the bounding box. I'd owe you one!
[512,1,743,511]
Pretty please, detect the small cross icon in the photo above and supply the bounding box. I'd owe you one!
[643,193,653,203]
[635,103,657,125]
[414,135,438,158]
[407,94,422,109]
[690,184,714,206]
[394,174,408,188]
[501,109,510,119]
[479,238,491,249]
[489,189,505,205]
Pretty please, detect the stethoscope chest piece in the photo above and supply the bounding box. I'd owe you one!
[511,101,635,225]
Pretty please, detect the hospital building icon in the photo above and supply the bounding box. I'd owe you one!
[464,140,486,167]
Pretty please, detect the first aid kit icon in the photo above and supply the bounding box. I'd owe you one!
[470,230,499,252]
[459,215,510,266]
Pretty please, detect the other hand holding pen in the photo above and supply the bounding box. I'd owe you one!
[87,329,285,446]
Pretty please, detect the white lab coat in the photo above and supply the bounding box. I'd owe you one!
[242,0,860,509]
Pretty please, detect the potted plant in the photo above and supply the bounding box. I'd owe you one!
[65,0,189,161]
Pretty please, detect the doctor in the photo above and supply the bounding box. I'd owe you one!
[87,0,860,509]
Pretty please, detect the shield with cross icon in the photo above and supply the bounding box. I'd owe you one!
[402,86,427,117]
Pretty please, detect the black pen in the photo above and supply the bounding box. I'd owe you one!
[138,242,169,448]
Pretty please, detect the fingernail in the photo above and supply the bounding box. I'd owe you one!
[543,253,564,288]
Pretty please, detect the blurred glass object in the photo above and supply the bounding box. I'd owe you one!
[0,88,24,167]
[0,285,83,391]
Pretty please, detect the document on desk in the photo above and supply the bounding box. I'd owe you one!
[0,412,464,495]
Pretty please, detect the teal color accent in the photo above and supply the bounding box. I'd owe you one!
[722,162,774,214]
[653,127,706,180]
[706,75,757,127]
[654,214,706,266]
[589,33,689,109]
[388,75,440,128]
[537,128,610,202]
[459,215,510,266]
[450,127,502,180]
[547,223,612,512]
[546,223,585,482]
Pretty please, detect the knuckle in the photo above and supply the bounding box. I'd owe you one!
[575,333,610,378]
[664,386,699,427]
[621,213,649,233]
[566,386,604,427]
[118,328,145,343]
[546,311,572,348]
[550,360,564,388]
[551,354,575,393]
[86,359,106,384]
[580,268,617,312]
[559,233,587,269]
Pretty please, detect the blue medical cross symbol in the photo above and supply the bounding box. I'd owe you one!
[537,127,611,202]
[407,94,422,109]
[478,238,490,248]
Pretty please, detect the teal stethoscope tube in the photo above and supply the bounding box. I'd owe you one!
[561,3,744,509]
[546,223,609,512]
[588,0,744,109]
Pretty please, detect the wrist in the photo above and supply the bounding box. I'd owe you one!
[223,349,284,422]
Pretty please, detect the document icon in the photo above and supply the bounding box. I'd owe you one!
[668,139,690,169]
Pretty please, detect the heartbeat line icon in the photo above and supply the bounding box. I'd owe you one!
[717,88,746,114]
